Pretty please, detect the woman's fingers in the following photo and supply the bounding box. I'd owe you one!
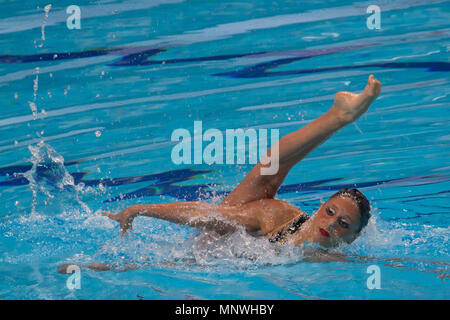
[103,210,120,222]
[103,210,113,218]
[103,210,133,236]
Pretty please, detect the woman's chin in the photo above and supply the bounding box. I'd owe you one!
[313,236,339,248]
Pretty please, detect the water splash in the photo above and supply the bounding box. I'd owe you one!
[28,4,52,119]
[339,207,450,275]
[18,141,91,218]
[39,4,52,47]
[28,67,40,119]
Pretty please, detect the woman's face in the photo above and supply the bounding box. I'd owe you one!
[309,196,362,248]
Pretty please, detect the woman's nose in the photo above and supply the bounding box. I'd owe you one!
[327,221,338,232]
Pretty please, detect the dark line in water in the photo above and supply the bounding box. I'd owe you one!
[107,48,168,66]
[0,44,360,65]
[2,43,447,79]
[0,47,166,64]
[386,211,449,221]
[376,189,450,203]
[214,61,450,78]
[0,49,115,63]
[110,52,257,66]
[1,159,449,203]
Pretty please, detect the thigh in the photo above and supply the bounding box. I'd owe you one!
[220,162,290,206]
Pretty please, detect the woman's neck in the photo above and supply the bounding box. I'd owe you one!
[289,218,315,246]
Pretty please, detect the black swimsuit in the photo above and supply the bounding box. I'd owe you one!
[268,214,310,244]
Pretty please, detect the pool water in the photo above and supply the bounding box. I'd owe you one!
[0,0,449,299]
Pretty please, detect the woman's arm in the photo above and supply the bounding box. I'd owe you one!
[104,201,262,236]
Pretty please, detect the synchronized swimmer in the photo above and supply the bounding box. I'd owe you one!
[103,75,382,249]
[56,76,449,279]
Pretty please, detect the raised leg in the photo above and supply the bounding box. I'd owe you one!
[221,75,381,206]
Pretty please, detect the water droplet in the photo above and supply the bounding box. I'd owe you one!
[28,101,38,120]
[44,4,52,16]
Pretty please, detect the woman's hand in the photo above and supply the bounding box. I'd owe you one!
[103,207,137,236]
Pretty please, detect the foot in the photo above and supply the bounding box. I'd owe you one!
[331,75,382,124]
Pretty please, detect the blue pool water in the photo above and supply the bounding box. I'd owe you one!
[0,0,449,299]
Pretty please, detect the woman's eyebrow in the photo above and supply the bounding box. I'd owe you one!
[341,214,353,222]
[332,204,354,222]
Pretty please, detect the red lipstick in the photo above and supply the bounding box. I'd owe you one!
[319,228,330,237]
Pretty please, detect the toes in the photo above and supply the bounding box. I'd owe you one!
[368,75,381,87]
[366,75,381,96]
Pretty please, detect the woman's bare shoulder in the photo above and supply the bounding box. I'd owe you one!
[242,198,308,235]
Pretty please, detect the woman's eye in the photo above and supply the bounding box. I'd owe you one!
[339,220,349,229]
[326,207,334,216]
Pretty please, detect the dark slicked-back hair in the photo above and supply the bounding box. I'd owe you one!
[330,188,371,233]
